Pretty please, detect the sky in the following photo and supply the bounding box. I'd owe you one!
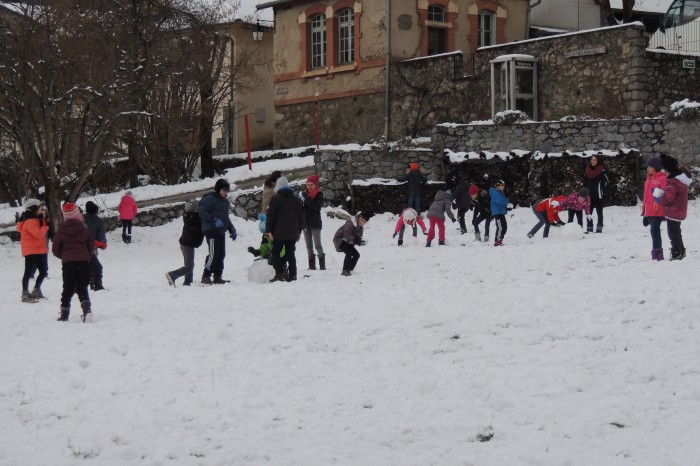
[239,0,272,21]
[1,153,699,465]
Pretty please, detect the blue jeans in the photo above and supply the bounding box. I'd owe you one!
[528,208,551,238]
[648,216,663,250]
[407,195,421,213]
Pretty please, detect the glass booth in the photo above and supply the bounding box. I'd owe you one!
[491,54,537,119]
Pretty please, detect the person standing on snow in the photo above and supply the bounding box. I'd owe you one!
[426,187,456,247]
[641,157,667,261]
[16,199,49,303]
[300,174,326,271]
[490,179,512,246]
[266,176,303,282]
[118,191,138,243]
[199,179,237,284]
[84,201,108,291]
[52,202,95,322]
[582,155,610,233]
[333,210,374,276]
[166,200,204,287]
[398,163,427,213]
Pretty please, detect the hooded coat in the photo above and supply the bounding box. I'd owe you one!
[656,172,691,221]
[427,190,456,221]
[16,211,49,256]
[266,188,303,241]
[333,215,363,251]
[642,171,667,218]
[52,219,95,264]
[118,194,138,220]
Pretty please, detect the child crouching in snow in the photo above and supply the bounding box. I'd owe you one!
[563,188,592,230]
[392,207,427,246]
[333,210,374,276]
[52,202,95,322]
[653,154,692,261]
[527,195,566,239]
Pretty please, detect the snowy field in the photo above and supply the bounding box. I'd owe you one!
[1,200,699,466]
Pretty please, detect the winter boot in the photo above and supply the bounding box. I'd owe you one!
[22,290,39,303]
[438,240,445,246]
[201,275,213,285]
[398,239,403,246]
[651,249,662,261]
[426,240,431,247]
[474,232,482,242]
[122,234,128,243]
[670,248,686,261]
[92,279,105,291]
[30,287,46,299]
[126,234,132,244]
[483,235,489,243]
[308,255,316,270]
[341,269,352,276]
[318,254,326,270]
[165,272,176,287]
[80,300,93,323]
[270,274,286,283]
[494,240,504,246]
[212,275,230,284]
[57,307,70,321]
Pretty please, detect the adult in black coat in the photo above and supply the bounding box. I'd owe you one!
[452,179,473,234]
[266,176,303,282]
[397,162,427,212]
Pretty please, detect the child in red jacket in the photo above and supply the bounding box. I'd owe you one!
[392,207,427,246]
[653,154,692,261]
[527,195,566,239]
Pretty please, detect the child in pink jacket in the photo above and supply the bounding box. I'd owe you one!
[641,157,668,260]
[392,207,427,246]
[118,191,138,244]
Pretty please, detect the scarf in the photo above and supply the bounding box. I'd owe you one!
[306,187,319,199]
[585,160,605,179]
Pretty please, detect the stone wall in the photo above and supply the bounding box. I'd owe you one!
[644,51,700,116]
[274,93,386,149]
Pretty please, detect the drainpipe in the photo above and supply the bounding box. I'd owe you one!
[384,0,392,142]
[527,0,543,39]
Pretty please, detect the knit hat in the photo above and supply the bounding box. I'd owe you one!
[125,191,133,196]
[85,201,99,214]
[577,187,590,198]
[647,157,662,171]
[409,163,418,171]
[468,185,479,196]
[24,198,42,211]
[214,178,230,192]
[306,174,320,186]
[62,202,82,220]
[660,154,679,173]
[359,210,375,221]
[495,179,505,186]
[274,176,290,193]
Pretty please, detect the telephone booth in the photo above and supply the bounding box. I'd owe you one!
[491,54,538,120]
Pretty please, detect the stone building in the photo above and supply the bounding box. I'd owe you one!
[256,0,531,148]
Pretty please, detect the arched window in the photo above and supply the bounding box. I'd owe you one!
[311,14,327,68]
[338,8,354,64]
[428,4,445,22]
[478,10,495,46]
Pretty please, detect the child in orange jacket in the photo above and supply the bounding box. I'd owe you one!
[527,195,566,239]
[16,199,50,303]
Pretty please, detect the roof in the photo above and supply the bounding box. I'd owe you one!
[256,0,309,10]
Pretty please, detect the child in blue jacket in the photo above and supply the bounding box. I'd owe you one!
[489,179,512,246]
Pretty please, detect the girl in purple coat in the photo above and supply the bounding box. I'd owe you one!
[52,203,95,322]
[563,188,592,229]
[653,154,692,261]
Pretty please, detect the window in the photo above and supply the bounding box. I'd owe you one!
[428,5,445,22]
[478,10,494,46]
[311,14,327,69]
[338,8,354,64]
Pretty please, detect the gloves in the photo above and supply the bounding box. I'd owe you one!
[506,203,514,211]
[392,232,397,238]
[95,240,107,250]
[358,240,367,246]
[229,229,237,241]
[422,230,428,236]
[213,218,224,229]
[451,218,456,223]
[642,217,650,227]
[550,200,559,207]
[451,202,457,209]
[652,187,664,199]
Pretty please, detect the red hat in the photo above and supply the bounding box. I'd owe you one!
[468,185,479,196]
[307,174,320,185]
[409,163,418,171]
[62,202,82,220]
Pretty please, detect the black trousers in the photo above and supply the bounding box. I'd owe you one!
[587,198,604,232]
[203,233,226,277]
[667,219,684,253]
[23,254,47,291]
[61,261,91,309]
[90,253,103,285]
[493,214,507,241]
[339,241,360,272]
[472,213,491,235]
[272,239,297,278]
[457,207,468,232]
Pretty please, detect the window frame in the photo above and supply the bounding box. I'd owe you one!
[427,4,445,22]
[478,10,495,47]
[337,8,355,65]
[311,13,327,69]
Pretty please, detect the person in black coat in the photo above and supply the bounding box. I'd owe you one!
[266,176,303,282]
[452,178,473,234]
[397,162,427,213]
[166,200,205,287]
[300,174,326,270]
[198,178,237,284]
[583,155,610,233]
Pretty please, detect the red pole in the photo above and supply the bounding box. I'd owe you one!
[312,101,320,148]
[244,114,252,170]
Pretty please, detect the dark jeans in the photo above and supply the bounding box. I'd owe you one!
[61,261,90,309]
[272,239,296,279]
[587,198,604,232]
[203,232,226,277]
[121,219,133,236]
[457,207,468,232]
[648,216,664,250]
[667,219,684,253]
[567,209,583,227]
[90,252,103,285]
[472,213,491,236]
[339,241,360,272]
[493,214,507,242]
[407,194,421,213]
[23,254,47,292]
[529,208,551,238]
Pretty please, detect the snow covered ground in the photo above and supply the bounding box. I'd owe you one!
[1,199,699,465]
